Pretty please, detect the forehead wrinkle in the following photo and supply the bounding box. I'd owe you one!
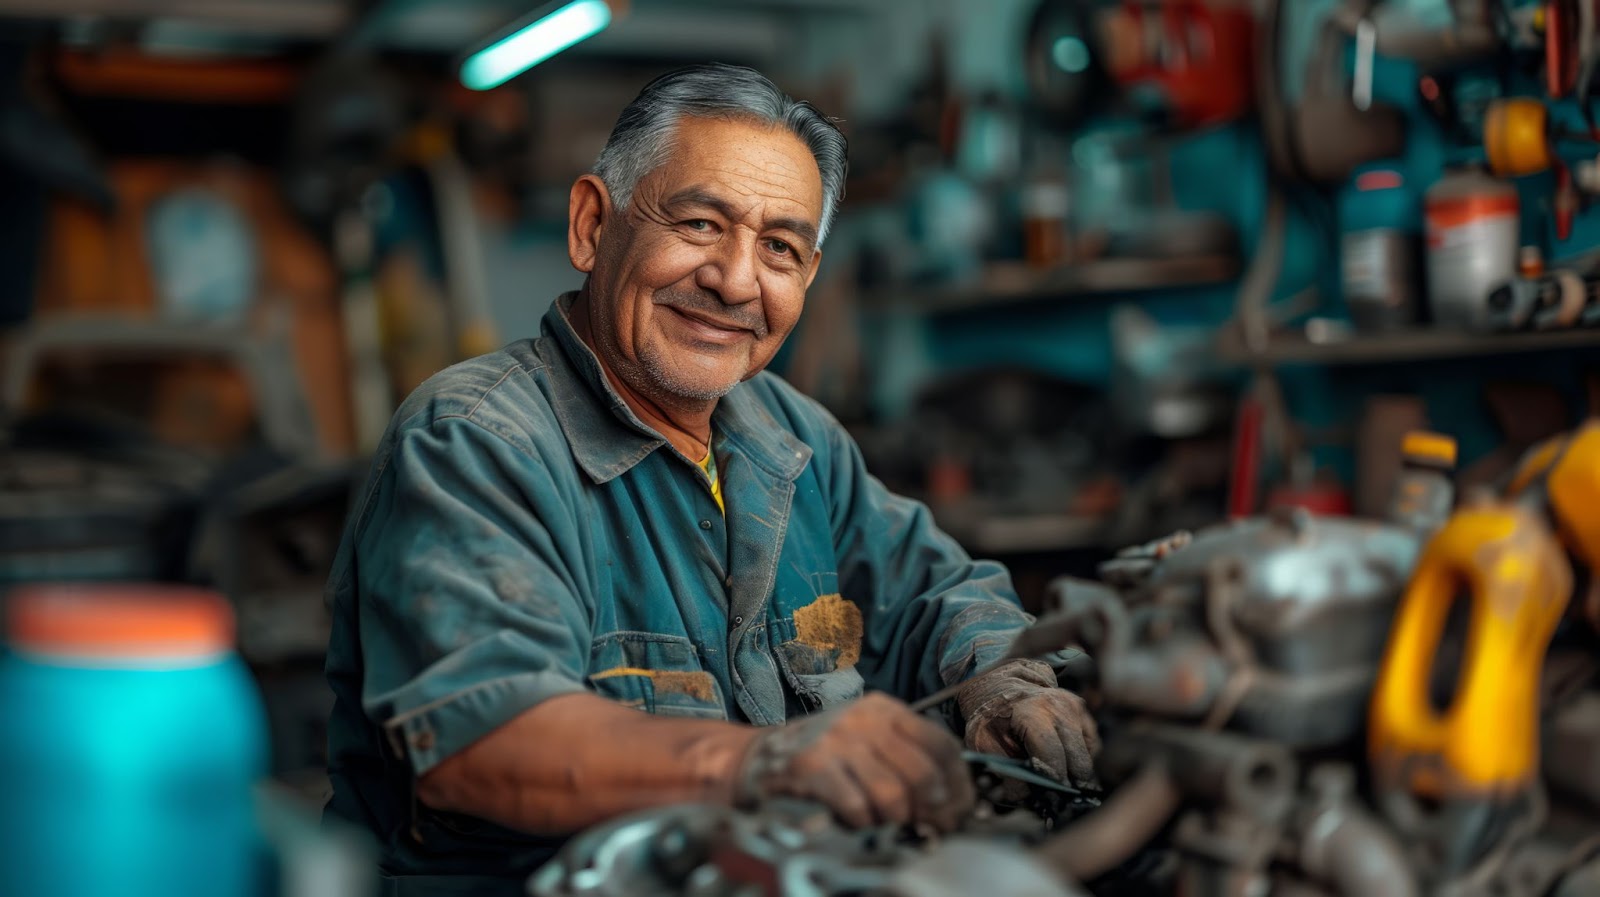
[706,156,808,190]
[717,163,817,207]
[672,179,816,235]
[651,119,823,235]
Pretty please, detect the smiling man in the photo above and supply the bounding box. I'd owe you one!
[323,64,1098,895]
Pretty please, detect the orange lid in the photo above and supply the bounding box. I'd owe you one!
[1401,431,1459,469]
[6,584,234,661]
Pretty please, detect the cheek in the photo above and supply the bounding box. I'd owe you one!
[636,236,709,287]
[761,279,806,338]
[749,280,805,367]
[615,241,707,354]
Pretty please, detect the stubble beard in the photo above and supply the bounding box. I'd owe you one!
[632,340,743,407]
[583,282,756,410]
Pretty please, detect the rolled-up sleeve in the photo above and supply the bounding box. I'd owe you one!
[352,416,591,776]
[821,417,1032,702]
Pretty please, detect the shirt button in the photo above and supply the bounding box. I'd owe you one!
[411,730,435,752]
[733,615,744,626]
[699,519,712,530]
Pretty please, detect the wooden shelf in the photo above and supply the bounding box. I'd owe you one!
[865,255,1240,316]
[1216,325,1600,367]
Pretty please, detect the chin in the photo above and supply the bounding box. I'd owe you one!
[663,377,741,403]
[639,346,753,403]
[642,365,743,403]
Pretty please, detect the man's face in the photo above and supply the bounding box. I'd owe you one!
[579,116,825,404]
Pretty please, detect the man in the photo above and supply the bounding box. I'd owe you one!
[324,64,1098,894]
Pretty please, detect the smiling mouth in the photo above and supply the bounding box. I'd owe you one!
[663,305,758,341]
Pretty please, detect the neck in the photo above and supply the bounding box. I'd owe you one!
[569,289,716,461]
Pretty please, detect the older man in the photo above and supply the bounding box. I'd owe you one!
[324,64,1097,893]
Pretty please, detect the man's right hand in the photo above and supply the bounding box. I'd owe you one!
[732,693,975,832]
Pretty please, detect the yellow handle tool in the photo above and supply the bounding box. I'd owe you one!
[1369,501,1572,798]
[1508,421,1600,631]
[1545,422,1600,583]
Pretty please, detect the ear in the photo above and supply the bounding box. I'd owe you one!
[568,174,611,274]
[801,246,824,291]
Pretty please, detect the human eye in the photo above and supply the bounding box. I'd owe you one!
[765,238,794,256]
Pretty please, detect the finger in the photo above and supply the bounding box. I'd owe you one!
[892,711,971,784]
[807,761,877,830]
[892,708,967,771]
[868,733,973,831]
[1017,713,1071,782]
[890,712,976,831]
[1079,709,1102,756]
[843,746,915,826]
[965,719,1009,758]
[867,735,948,825]
[1052,692,1101,786]
[941,752,977,830]
[1056,719,1098,788]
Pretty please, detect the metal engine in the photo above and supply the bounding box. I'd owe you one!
[531,423,1600,897]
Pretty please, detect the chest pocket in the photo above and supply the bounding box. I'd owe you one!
[772,588,866,713]
[587,631,728,720]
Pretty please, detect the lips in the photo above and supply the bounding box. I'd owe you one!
[661,305,757,344]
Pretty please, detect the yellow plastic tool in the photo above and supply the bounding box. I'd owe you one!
[1506,434,1568,497]
[1546,422,1600,571]
[1370,501,1572,797]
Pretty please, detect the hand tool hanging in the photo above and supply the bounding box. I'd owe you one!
[284,55,407,456]
[412,125,500,361]
[282,2,414,455]
[1564,0,1600,238]
[1480,94,1600,241]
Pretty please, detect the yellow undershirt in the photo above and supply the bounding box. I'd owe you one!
[698,446,724,515]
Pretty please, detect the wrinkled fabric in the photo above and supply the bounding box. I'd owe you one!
[323,294,1031,886]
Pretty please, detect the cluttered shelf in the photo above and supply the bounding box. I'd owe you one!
[864,255,1240,315]
[1215,324,1600,367]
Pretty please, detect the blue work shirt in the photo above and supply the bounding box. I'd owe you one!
[323,294,1030,893]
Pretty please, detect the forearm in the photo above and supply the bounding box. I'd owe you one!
[825,434,1028,697]
[416,692,759,835]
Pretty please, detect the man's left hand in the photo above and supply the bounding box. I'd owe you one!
[955,658,1100,789]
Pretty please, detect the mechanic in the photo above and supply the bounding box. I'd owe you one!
[323,63,1099,894]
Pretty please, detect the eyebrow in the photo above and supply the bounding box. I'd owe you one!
[664,187,820,249]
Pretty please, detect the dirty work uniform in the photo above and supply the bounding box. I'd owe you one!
[323,293,1031,895]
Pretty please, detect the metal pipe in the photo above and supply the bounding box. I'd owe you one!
[1300,799,1418,897]
[1098,724,1295,820]
[1033,763,1181,882]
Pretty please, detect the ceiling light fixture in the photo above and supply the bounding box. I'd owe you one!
[460,0,615,91]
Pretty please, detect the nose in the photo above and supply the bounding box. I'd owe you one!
[695,229,761,306]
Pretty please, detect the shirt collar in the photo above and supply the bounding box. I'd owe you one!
[540,293,811,485]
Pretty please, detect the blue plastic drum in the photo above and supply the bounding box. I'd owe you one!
[0,584,268,897]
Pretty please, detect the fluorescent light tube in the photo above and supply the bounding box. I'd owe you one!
[461,0,612,91]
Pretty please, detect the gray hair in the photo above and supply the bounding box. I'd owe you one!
[594,63,847,246]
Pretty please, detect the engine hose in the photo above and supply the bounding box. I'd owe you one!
[1033,763,1181,883]
[1300,799,1418,897]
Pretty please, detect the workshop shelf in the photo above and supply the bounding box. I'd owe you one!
[866,255,1240,316]
[1216,325,1600,367]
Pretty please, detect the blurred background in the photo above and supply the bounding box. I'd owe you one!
[1,0,1599,892]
